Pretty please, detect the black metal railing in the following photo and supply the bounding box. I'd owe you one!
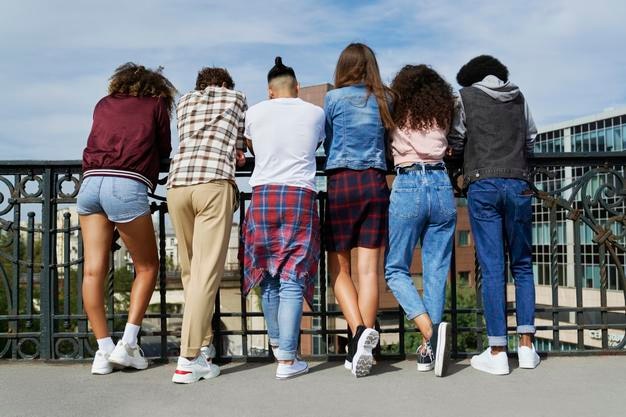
[0,153,624,361]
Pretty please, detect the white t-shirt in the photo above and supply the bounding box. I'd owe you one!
[245,98,325,191]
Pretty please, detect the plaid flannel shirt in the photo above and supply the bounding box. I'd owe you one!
[167,86,247,188]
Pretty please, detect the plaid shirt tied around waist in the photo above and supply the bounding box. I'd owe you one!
[242,185,320,306]
[167,86,247,188]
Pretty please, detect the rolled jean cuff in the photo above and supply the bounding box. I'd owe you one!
[274,348,296,361]
[405,308,428,322]
[269,338,279,348]
[517,325,535,334]
[488,335,508,347]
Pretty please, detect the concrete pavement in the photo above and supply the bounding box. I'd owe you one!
[0,356,624,417]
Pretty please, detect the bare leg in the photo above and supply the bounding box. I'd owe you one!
[355,246,381,328]
[519,333,533,348]
[115,214,159,326]
[80,213,114,339]
[414,313,433,341]
[329,250,364,333]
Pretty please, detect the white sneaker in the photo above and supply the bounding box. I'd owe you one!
[518,345,540,369]
[172,355,220,384]
[200,344,216,361]
[352,327,379,377]
[108,341,148,370]
[276,358,309,380]
[91,350,113,375]
[470,347,510,375]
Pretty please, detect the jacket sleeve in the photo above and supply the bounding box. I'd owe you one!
[447,95,466,156]
[156,99,172,159]
[525,101,538,155]
[237,94,248,152]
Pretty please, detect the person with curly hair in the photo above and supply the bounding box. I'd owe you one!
[323,43,395,378]
[78,62,176,375]
[167,66,247,384]
[384,64,456,377]
[448,55,540,375]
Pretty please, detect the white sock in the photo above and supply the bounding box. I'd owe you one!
[97,337,115,354]
[121,323,141,348]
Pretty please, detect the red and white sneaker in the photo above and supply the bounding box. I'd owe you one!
[172,355,220,384]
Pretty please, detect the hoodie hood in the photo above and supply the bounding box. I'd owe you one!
[472,75,520,102]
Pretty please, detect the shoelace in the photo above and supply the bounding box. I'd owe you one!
[418,342,434,359]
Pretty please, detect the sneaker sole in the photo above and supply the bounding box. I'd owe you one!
[417,362,434,372]
[172,368,220,384]
[518,359,540,369]
[108,355,149,370]
[470,358,509,375]
[434,322,451,377]
[276,365,309,380]
[344,360,352,370]
[352,329,379,378]
[91,367,113,375]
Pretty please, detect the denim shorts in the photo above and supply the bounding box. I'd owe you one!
[76,176,151,223]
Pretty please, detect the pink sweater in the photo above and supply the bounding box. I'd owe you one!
[390,125,448,166]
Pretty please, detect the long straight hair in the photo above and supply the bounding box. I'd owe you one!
[333,43,395,129]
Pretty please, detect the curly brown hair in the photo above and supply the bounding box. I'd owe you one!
[390,65,454,131]
[108,62,177,112]
[195,67,234,90]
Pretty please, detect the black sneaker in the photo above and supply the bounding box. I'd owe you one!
[344,336,355,371]
[431,322,451,377]
[416,340,434,372]
[351,325,379,377]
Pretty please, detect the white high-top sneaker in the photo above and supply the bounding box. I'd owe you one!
[470,347,510,375]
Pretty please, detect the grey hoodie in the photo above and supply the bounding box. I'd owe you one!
[448,75,537,154]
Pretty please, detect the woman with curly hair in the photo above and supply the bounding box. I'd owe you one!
[323,43,395,378]
[384,64,456,377]
[78,63,176,375]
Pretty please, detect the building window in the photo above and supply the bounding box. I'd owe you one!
[458,230,470,247]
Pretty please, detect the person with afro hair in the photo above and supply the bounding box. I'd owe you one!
[447,55,540,375]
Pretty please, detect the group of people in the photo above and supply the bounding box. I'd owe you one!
[77,42,541,384]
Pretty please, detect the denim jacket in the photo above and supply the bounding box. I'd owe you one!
[323,84,388,171]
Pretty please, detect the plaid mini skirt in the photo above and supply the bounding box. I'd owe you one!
[325,168,389,251]
[242,184,320,306]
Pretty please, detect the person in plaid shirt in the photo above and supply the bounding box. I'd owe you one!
[242,57,325,380]
[167,67,247,384]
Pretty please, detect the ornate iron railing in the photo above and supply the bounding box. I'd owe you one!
[0,153,624,360]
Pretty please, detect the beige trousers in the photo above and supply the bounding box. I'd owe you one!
[167,180,236,357]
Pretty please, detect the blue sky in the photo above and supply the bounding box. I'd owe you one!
[1,0,625,160]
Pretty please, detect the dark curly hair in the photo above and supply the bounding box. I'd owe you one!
[456,55,509,87]
[195,67,234,90]
[108,62,177,112]
[390,65,454,131]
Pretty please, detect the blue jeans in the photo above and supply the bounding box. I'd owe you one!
[384,167,456,324]
[468,178,536,346]
[260,275,304,361]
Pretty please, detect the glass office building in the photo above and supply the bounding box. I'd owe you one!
[532,107,626,291]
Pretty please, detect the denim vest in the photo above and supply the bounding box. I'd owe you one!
[323,84,388,171]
